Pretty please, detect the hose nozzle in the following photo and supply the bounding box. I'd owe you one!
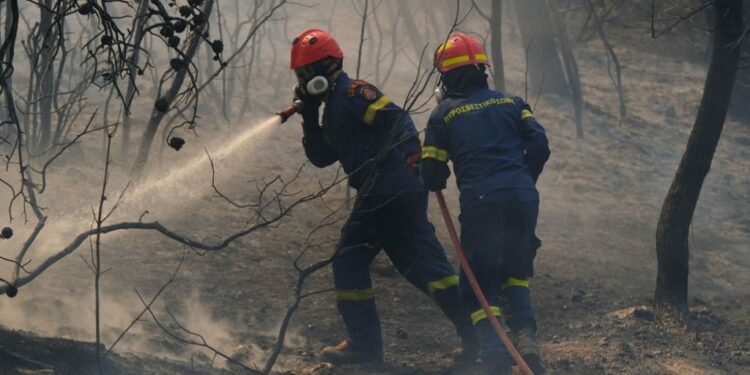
[276,100,303,123]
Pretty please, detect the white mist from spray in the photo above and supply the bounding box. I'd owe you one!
[125,115,283,206]
[24,115,284,257]
[0,115,287,360]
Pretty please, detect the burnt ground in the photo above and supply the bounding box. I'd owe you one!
[1,8,749,375]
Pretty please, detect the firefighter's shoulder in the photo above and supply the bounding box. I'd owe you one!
[347,80,385,103]
[428,97,459,126]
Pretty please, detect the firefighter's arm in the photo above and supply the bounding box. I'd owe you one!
[300,101,338,168]
[349,81,422,168]
[515,98,551,182]
[420,118,451,191]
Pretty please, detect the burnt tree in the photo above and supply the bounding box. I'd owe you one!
[548,0,583,137]
[514,0,568,96]
[131,0,215,176]
[491,0,505,91]
[654,0,743,323]
[728,0,750,122]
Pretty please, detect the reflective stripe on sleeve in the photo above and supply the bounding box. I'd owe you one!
[427,275,459,296]
[422,146,449,162]
[471,306,502,325]
[335,288,375,301]
[521,109,534,120]
[363,96,392,125]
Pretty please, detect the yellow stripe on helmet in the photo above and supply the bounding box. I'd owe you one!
[440,54,471,68]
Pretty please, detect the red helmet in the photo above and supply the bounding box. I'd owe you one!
[434,32,489,73]
[290,29,344,69]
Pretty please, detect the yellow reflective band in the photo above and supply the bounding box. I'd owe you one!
[335,288,375,301]
[471,306,502,325]
[440,54,470,68]
[363,96,392,125]
[521,109,534,120]
[422,146,449,162]
[440,53,488,69]
[427,275,459,296]
[502,277,530,290]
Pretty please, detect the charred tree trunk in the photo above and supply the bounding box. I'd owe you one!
[728,0,750,122]
[121,0,149,158]
[490,0,505,91]
[584,0,626,120]
[398,2,427,68]
[548,0,584,138]
[514,0,568,96]
[654,0,742,324]
[38,0,55,150]
[131,0,214,176]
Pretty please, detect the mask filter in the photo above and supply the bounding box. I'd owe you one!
[306,76,329,96]
[434,86,445,104]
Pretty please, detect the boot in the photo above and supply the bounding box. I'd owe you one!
[514,328,546,374]
[320,339,383,365]
[453,327,480,363]
[433,286,479,363]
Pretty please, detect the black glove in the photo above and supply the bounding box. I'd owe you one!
[294,84,322,123]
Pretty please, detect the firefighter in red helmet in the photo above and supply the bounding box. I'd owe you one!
[288,29,478,366]
[422,32,550,374]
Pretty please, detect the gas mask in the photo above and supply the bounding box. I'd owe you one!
[304,75,330,96]
[294,58,342,97]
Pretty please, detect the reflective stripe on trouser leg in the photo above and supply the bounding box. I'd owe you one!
[500,278,536,332]
[470,306,502,325]
[427,275,459,297]
[502,277,530,290]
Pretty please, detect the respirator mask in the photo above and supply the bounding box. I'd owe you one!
[434,83,446,104]
[295,58,342,97]
[304,76,330,96]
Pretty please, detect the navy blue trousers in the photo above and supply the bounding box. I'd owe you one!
[332,190,467,354]
[458,188,541,359]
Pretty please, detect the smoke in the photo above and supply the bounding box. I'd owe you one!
[0,281,310,370]
[0,112,309,369]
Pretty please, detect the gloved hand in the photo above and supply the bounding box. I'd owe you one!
[294,84,322,123]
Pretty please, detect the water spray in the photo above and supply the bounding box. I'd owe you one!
[276,100,303,124]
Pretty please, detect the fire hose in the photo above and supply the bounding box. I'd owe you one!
[434,191,535,375]
[278,100,536,374]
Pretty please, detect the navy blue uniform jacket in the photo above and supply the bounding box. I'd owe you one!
[420,89,550,208]
[302,72,423,195]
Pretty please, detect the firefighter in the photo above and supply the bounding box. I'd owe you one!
[288,29,478,366]
[421,32,550,375]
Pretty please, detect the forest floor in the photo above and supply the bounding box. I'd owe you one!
[1,13,749,375]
